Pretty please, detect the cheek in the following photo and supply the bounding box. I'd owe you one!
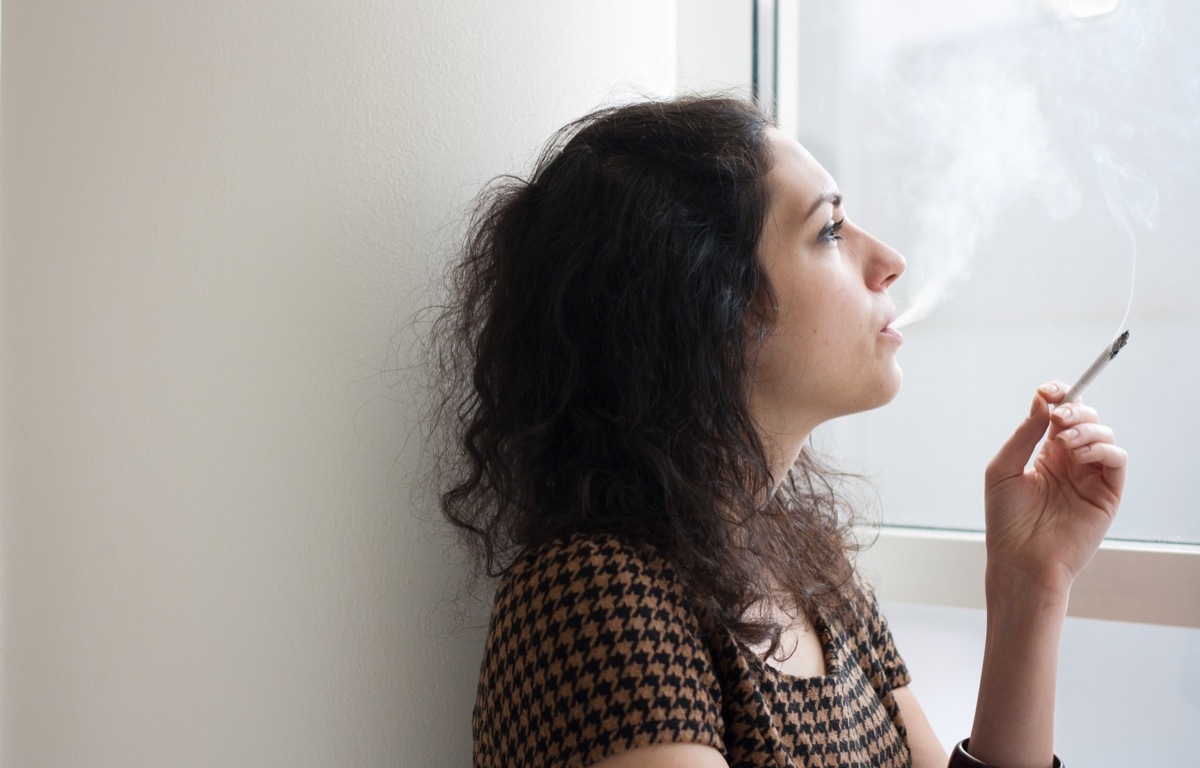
[763,266,859,362]
[782,287,847,342]
[752,324,817,392]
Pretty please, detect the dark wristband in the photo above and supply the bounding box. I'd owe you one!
[950,739,1064,768]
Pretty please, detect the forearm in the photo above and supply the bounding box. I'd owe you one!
[967,565,1070,768]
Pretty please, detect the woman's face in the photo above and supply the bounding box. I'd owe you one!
[750,129,907,447]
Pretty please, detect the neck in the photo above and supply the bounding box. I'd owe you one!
[761,427,812,488]
[748,393,821,486]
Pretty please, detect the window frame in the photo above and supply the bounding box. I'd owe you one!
[855,526,1200,628]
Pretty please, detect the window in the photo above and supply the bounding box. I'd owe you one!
[773,0,1200,627]
[679,0,1200,628]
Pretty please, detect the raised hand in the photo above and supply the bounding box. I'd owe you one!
[983,381,1128,595]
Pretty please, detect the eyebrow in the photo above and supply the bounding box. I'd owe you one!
[806,192,843,222]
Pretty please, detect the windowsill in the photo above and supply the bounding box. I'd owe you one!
[854,526,1200,628]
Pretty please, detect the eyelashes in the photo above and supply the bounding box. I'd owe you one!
[820,218,845,244]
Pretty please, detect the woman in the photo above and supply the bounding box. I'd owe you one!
[429,96,1125,767]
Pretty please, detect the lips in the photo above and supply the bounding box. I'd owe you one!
[880,309,898,333]
[880,312,903,342]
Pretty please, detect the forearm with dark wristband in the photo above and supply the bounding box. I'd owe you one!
[949,739,1064,768]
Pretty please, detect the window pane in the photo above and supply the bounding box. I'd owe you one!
[780,0,1200,543]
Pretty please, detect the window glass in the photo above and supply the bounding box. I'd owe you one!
[778,0,1200,543]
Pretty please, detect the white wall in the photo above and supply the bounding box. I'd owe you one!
[883,599,1200,766]
[675,0,753,96]
[0,2,675,765]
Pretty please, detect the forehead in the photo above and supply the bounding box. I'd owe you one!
[765,128,837,219]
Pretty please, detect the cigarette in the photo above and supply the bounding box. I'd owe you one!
[1062,330,1130,403]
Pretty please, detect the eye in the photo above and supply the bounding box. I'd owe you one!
[820,218,845,244]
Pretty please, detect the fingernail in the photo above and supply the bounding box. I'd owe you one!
[1059,428,1079,442]
[1054,405,1073,420]
[1042,383,1060,394]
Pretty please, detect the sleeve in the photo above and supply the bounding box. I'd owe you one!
[855,581,912,696]
[472,536,726,768]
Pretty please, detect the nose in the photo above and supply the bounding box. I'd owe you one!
[863,229,905,290]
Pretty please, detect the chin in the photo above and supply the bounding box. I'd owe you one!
[863,367,904,412]
[883,367,904,403]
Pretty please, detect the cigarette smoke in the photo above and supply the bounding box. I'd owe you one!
[1091,144,1156,334]
[887,46,1081,327]
[880,0,1197,330]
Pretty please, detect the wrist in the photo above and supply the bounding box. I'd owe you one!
[971,566,1069,768]
[985,561,1072,614]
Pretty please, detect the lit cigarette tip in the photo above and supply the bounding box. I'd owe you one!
[1110,329,1130,358]
[1063,329,1130,403]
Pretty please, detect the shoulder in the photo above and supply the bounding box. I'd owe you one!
[494,533,689,621]
[475,534,725,767]
[485,533,712,692]
[838,578,911,694]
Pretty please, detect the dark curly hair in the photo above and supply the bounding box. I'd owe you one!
[427,95,863,651]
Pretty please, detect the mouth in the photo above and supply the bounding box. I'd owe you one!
[880,313,903,342]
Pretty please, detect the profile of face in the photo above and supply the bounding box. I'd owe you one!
[750,129,907,448]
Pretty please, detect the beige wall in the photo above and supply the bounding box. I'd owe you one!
[0,2,675,765]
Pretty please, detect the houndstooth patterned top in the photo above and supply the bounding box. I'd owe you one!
[473,534,913,767]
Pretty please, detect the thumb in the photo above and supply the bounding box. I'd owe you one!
[986,390,1051,485]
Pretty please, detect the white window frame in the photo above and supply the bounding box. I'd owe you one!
[856,526,1200,628]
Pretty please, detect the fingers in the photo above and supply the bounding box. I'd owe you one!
[1065,438,1129,503]
[986,381,1125,488]
[1035,380,1070,407]
[985,387,1053,484]
[1048,399,1100,439]
[1044,384,1129,495]
[1055,421,1114,455]
[1038,381,1104,436]
[1068,441,1128,470]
